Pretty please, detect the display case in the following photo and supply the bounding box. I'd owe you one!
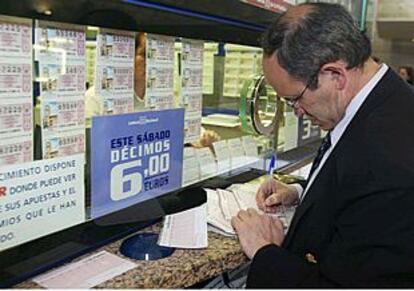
[0,0,325,287]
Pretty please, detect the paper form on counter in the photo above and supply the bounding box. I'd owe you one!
[158,204,208,249]
[206,183,297,236]
[32,251,136,289]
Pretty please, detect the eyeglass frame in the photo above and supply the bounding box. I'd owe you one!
[278,71,319,107]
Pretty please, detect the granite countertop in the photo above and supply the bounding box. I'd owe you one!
[16,223,248,289]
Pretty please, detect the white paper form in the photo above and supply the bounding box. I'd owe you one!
[158,204,208,248]
[205,188,236,235]
[213,140,231,174]
[206,182,297,236]
[182,147,200,187]
[226,183,296,232]
[195,147,217,179]
[227,137,247,169]
[33,251,136,289]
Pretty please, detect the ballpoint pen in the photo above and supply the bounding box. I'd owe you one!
[267,152,287,219]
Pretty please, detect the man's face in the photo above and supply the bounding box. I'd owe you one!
[263,54,343,131]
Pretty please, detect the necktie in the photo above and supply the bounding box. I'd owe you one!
[307,131,332,183]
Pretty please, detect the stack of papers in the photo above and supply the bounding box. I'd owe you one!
[158,181,298,248]
[206,183,296,236]
[158,204,208,249]
[205,184,260,236]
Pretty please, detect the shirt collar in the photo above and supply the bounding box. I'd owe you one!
[330,63,389,146]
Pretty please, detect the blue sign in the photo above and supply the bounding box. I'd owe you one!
[91,109,185,218]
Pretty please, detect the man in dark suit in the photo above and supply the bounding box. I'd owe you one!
[231,2,414,288]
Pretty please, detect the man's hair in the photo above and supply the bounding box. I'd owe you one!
[261,3,371,89]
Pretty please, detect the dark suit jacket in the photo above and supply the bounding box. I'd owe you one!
[247,69,414,288]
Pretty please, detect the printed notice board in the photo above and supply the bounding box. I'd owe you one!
[0,154,85,252]
[91,109,185,218]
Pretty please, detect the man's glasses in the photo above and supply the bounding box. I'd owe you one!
[277,72,318,107]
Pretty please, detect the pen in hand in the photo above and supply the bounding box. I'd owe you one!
[266,153,287,218]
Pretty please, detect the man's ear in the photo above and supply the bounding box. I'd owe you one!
[320,61,347,90]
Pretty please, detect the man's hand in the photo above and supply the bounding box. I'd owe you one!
[256,179,299,213]
[231,208,285,259]
[192,130,221,150]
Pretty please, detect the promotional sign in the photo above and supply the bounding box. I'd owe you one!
[101,97,134,115]
[91,109,185,218]
[0,16,32,58]
[96,29,135,63]
[35,21,85,61]
[35,21,86,160]
[180,39,204,143]
[42,129,85,159]
[0,60,32,99]
[0,135,32,165]
[0,15,33,166]
[0,154,85,252]
[145,34,175,110]
[94,29,135,116]
[38,63,85,98]
[0,99,32,138]
[41,98,84,133]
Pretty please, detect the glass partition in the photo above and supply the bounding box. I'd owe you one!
[0,11,322,286]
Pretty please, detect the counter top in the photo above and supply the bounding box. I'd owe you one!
[15,223,248,289]
[14,168,313,289]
